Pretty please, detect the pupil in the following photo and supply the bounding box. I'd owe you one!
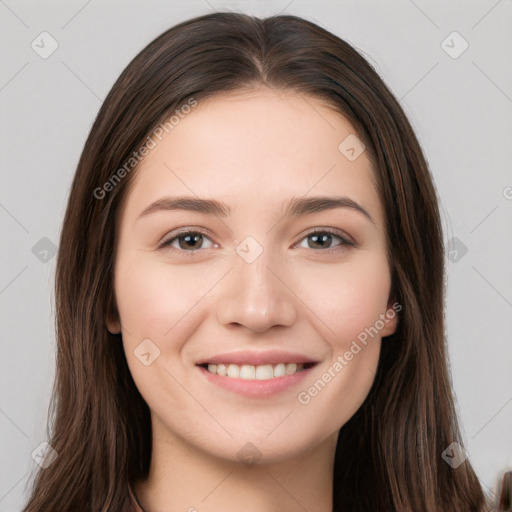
[180,233,202,249]
[310,233,330,249]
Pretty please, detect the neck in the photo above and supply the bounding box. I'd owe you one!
[134,416,337,512]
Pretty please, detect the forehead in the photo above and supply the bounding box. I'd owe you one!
[122,89,383,226]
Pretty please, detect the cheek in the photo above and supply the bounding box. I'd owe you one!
[292,257,389,430]
[113,256,210,415]
[284,254,391,428]
[291,252,392,349]
[113,254,226,402]
[114,255,216,340]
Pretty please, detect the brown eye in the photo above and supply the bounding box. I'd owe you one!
[177,233,204,250]
[307,232,338,249]
[297,230,355,251]
[159,231,215,251]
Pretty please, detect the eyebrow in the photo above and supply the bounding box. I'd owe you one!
[137,195,375,224]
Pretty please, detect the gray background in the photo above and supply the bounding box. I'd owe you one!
[1,0,511,510]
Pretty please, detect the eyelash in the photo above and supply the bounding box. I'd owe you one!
[158,228,356,255]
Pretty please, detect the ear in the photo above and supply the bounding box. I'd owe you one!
[105,293,121,334]
[380,297,400,338]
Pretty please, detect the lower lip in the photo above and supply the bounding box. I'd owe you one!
[197,365,314,397]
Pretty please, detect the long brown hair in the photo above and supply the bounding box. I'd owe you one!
[23,12,488,511]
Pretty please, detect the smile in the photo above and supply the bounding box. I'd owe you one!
[195,350,319,396]
[202,362,313,380]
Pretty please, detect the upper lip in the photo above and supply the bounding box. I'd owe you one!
[196,350,319,366]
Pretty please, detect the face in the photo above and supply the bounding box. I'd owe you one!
[107,88,398,465]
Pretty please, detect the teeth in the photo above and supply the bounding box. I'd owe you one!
[227,364,240,378]
[240,365,256,379]
[274,363,286,377]
[205,362,306,380]
[255,364,273,380]
[285,363,297,375]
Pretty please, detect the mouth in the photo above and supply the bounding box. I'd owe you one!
[195,350,319,397]
[198,362,316,380]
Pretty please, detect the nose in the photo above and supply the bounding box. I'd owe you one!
[215,245,298,334]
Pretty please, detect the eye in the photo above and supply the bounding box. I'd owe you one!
[158,228,355,255]
[159,230,215,252]
[296,229,355,252]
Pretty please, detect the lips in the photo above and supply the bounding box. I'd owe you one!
[195,349,318,367]
[195,350,318,393]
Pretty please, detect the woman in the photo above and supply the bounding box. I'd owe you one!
[23,12,491,511]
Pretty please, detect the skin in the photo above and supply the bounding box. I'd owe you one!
[107,88,398,512]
